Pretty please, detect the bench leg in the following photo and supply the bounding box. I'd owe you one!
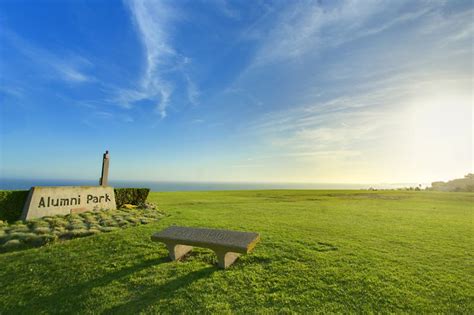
[214,250,241,269]
[166,243,193,261]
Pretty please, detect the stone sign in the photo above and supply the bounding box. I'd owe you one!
[22,186,116,220]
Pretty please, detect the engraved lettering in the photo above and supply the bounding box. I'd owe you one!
[23,187,116,220]
[51,198,59,207]
[87,194,100,204]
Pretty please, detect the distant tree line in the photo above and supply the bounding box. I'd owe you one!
[427,174,474,192]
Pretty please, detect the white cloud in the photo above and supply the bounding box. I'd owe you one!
[250,1,366,65]
[122,0,199,118]
[56,65,92,83]
[1,29,94,84]
[247,65,425,156]
[250,0,445,67]
[211,0,240,19]
[244,63,472,182]
[120,0,176,117]
[185,74,200,106]
[0,85,25,98]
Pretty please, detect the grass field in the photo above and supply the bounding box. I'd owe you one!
[0,190,472,313]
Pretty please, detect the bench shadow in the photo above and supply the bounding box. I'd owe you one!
[103,266,217,314]
[244,255,272,264]
[295,240,338,252]
[3,256,169,314]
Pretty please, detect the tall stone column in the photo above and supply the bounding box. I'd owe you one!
[99,150,110,186]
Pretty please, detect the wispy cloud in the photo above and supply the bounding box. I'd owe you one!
[1,29,94,84]
[121,0,199,118]
[55,62,92,83]
[211,0,241,20]
[119,0,175,117]
[250,0,442,66]
[236,0,472,160]
[0,85,25,98]
[251,104,387,157]
[246,61,448,158]
[223,88,263,107]
[245,62,472,182]
[2,3,200,122]
[418,8,474,46]
[185,74,200,106]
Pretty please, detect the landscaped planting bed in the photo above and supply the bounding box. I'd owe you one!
[0,206,164,253]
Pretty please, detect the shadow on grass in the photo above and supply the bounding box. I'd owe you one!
[103,266,217,314]
[3,256,170,314]
[294,240,338,252]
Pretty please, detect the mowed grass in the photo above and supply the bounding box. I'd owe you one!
[0,190,472,313]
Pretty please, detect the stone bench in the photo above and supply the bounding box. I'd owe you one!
[151,226,260,268]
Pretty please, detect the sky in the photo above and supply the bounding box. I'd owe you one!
[0,0,472,184]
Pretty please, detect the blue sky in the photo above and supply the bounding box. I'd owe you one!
[0,0,472,184]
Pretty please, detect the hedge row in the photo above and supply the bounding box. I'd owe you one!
[0,190,30,222]
[114,188,150,208]
[0,188,150,223]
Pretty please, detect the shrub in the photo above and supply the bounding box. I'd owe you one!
[1,239,24,251]
[34,227,52,235]
[52,227,66,236]
[114,188,150,208]
[45,217,67,229]
[30,234,56,246]
[99,226,118,232]
[0,190,29,222]
[87,228,100,235]
[125,216,139,224]
[10,224,30,233]
[0,233,9,245]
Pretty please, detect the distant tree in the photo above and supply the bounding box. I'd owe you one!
[429,174,474,192]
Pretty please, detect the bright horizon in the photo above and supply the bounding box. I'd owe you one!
[1,1,473,185]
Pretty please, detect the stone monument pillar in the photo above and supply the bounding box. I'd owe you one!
[99,150,110,186]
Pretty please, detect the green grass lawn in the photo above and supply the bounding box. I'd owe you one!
[0,190,472,313]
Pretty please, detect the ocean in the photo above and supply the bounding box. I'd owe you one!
[0,178,421,191]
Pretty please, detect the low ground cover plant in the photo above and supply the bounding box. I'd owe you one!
[0,205,163,253]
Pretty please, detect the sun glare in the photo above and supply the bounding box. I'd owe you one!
[400,84,473,181]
